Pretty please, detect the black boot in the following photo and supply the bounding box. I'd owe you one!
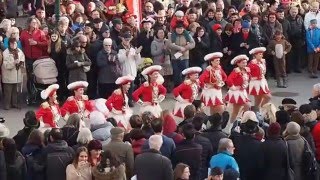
[282,77,288,88]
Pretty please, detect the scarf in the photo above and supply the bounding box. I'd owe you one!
[9,48,19,60]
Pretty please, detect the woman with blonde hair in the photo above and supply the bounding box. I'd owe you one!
[3,26,22,49]
[0,19,12,40]
[261,102,277,124]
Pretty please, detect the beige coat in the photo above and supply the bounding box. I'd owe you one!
[1,48,25,83]
[66,163,92,180]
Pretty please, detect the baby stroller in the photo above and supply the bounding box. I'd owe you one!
[26,57,58,105]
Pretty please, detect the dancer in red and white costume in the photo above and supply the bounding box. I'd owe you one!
[132,65,167,117]
[248,47,271,108]
[61,81,94,127]
[199,52,227,114]
[224,54,251,134]
[173,67,202,119]
[36,84,62,131]
[106,75,134,130]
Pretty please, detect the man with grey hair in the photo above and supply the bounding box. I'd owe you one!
[134,135,173,180]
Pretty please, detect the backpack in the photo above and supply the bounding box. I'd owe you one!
[46,150,73,180]
[302,137,319,180]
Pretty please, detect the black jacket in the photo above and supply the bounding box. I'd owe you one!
[261,137,288,180]
[42,140,75,180]
[194,132,213,180]
[189,33,210,67]
[202,127,228,155]
[135,30,154,58]
[13,127,34,152]
[232,134,263,180]
[61,126,79,147]
[0,150,6,180]
[210,33,223,53]
[6,151,27,180]
[134,149,173,180]
[21,144,45,180]
[231,31,259,56]
[172,139,202,180]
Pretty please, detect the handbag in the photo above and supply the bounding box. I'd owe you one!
[285,140,295,180]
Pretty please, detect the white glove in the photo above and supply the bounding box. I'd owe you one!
[112,108,122,115]
[176,95,188,103]
[230,85,238,91]
[157,95,165,103]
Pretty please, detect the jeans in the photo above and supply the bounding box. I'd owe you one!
[172,59,189,87]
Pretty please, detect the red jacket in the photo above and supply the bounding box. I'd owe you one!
[106,89,126,112]
[36,102,61,127]
[20,29,48,59]
[61,96,93,117]
[132,83,167,103]
[173,80,199,102]
[199,66,227,89]
[226,67,251,89]
[248,59,266,80]
[312,122,320,160]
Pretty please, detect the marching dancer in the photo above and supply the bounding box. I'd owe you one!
[248,47,271,108]
[199,52,227,115]
[173,67,202,119]
[61,81,94,127]
[224,54,251,134]
[106,75,135,130]
[132,65,167,117]
[36,84,62,131]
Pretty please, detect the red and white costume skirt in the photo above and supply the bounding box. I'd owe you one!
[201,87,224,106]
[173,101,192,118]
[108,109,133,130]
[139,103,162,118]
[225,88,250,105]
[248,78,270,95]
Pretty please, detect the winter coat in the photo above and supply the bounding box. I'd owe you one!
[92,164,125,180]
[66,163,92,180]
[262,21,283,44]
[172,139,203,180]
[261,137,288,180]
[210,151,239,174]
[21,144,45,180]
[20,28,48,59]
[308,121,320,160]
[306,27,320,53]
[142,135,176,159]
[13,128,34,152]
[278,19,291,40]
[189,33,210,67]
[150,37,169,65]
[1,48,25,83]
[232,133,263,180]
[117,44,142,78]
[66,48,92,83]
[6,151,27,180]
[136,30,154,58]
[162,115,184,144]
[49,42,67,73]
[210,33,223,52]
[96,49,121,84]
[167,31,195,60]
[195,132,214,180]
[132,138,146,157]
[207,19,229,32]
[287,15,305,47]
[90,122,113,147]
[3,38,22,49]
[61,126,79,147]
[103,139,134,178]
[0,150,6,180]
[134,149,173,180]
[285,134,305,180]
[231,31,259,56]
[202,127,228,155]
[42,140,75,180]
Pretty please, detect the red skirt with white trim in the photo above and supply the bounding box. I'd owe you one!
[139,103,162,118]
[200,88,224,106]
[225,89,250,105]
[108,109,133,130]
[173,101,192,118]
[248,78,270,95]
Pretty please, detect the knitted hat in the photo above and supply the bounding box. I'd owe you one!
[110,127,124,135]
[242,20,250,29]
[276,110,290,125]
[267,122,281,137]
[212,23,222,32]
[87,139,102,151]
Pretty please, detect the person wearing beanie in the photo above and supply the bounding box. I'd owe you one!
[210,23,223,52]
[232,19,259,56]
[223,55,251,135]
[267,30,292,87]
[13,111,39,152]
[87,139,102,166]
[261,122,288,180]
[104,127,134,178]
[281,98,297,115]
[110,18,123,46]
